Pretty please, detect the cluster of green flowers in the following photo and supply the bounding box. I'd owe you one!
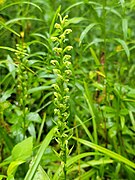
[15,43,29,131]
[51,14,73,175]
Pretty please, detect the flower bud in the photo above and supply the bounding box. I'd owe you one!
[65,29,72,34]
[25,107,28,114]
[54,108,60,115]
[51,60,58,66]
[54,92,62,99]
[53,69,61,75]
[65,70,72,75]
[64,88,69,93]
[57,74,64,81]
[51,36,59,42]
[54,23,61,29]
[64,95,70,101]
[63,61,71,68]
[53,47,62,53]
[63,55,71,61]
[64,46,73,52]
[59,33,65,40]
[52,84,60,91]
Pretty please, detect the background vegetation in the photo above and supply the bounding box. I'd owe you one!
[0,0,135,179]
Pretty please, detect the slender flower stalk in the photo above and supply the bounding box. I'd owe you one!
[51,14,73,179]
[15,43,29,138]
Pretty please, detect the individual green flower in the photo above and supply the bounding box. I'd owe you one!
[53,47,63,53]
[63,55,71,61]
[51,36,59,42]
[64,29,72,34]
[64,46,73,52]
[65,70,72,75]
[54,23,62,29]
[51,60,59,66]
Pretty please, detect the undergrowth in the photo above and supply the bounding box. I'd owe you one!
[0,0,135,179]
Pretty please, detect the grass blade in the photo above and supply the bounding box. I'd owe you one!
[115,38,130,61]
[75,115,94,142]
[24,126,57,180]
[90,47,104,74]
[67,152,100,167]
[49,5,61,35]
[79,23,99,46]
[73,137,135,170]
[84,81,98,144]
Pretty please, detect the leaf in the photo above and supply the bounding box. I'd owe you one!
[0,46,27,55]
[129,111,135,131]
[0,127,13,151]
[33,165,50,180]
[7,175,15,180]
[7,160,25,176]
[104,7,122,18]
[62,2,84,14]
[28,123,36,138]
[49,5,61,35]
[0,175,7,180]
[5,17,43,27]
[12,137,33,161]
[63,1,100,14]
[28,86,51,94]
[24,127,57,180]
[67,152,100,167]
[85,38,104,51]
[119,108,129,116]
[75,115,94,142]
[119,0,125,8]
[7,55,15,79]
[74,169,96,180]
[120,116,125,129]
[115,38,130,61]
[122,18,128,40]
[93,82,104,90]
[84,81,98,143]
[65,17,86,26]
[101,106,116,118]
[0,1,42,12]
[73,137,135,169]
[79,23,99,46]
[26,112,41,123]
[0,89,13,103]
[90,47,104,74]
[0,20,20,37]
[108,126,117,138]
[127,89,135,98]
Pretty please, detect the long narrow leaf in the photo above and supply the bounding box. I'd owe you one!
[79,23,99,46]
[24,127,57,180]
[28,86,51,94]
[67,152,100,167]
[73,137,135,169]
[84,81,98,144]
[90,47,104,74]
[0,1,42,12]
[63,1,100,14]
[115,38,130,61]
[49,5,61,35]
[75,115,94,142]
[0,21,20,36]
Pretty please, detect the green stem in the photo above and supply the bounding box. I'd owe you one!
[64,144,67,180]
